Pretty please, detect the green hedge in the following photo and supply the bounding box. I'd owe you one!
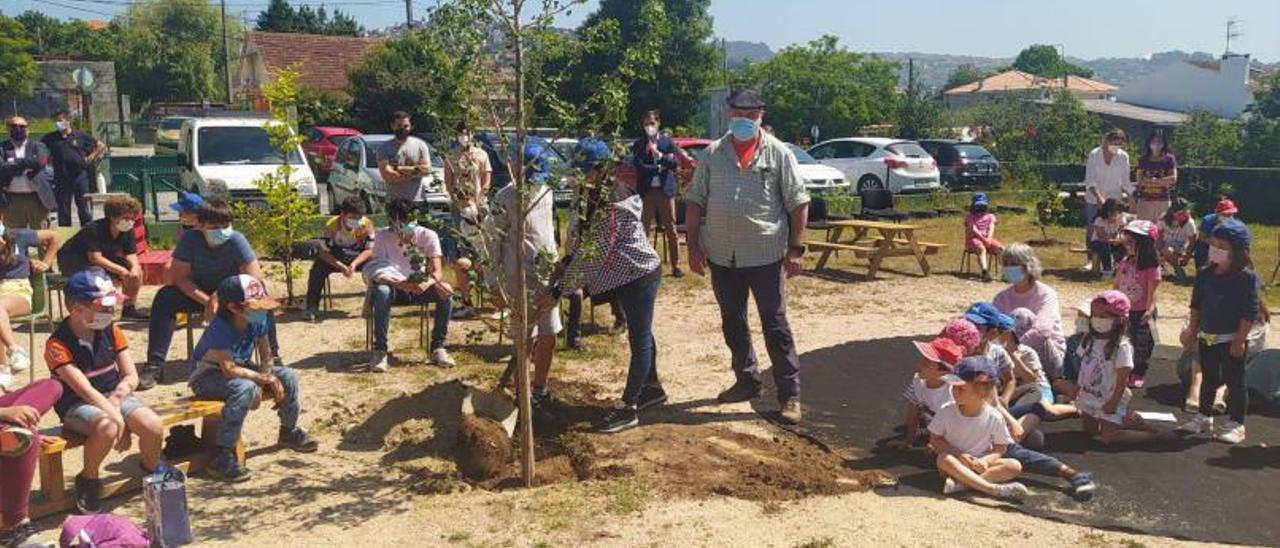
[820,190,1042,218]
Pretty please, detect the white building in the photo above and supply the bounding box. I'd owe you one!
[1115,54,1258,119]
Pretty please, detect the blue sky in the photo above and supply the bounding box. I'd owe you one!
[9,0,1279,62]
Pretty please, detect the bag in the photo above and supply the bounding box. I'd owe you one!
[143,465,194,547]
[59,514,150,547]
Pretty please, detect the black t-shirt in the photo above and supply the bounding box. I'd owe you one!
[58,218,137,274]
[40,130,97,181]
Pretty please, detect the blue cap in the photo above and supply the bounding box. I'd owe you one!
[523,142,553,185]
[170,191,204,213]
[964,302,1013,330]
[954,356,998,383]
[1211,218,1252,249]
[971,192,988,206]
[65,268,126,306]
[573,138,611,171]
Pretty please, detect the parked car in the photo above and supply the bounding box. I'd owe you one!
[807,137,940,194]
[614,136,712,193]
[327,134,448,213]
[154,116,193,156]
[784,144,848,193]
[918,139,1000,190]
[301,126,361,178]
[474,132,574,204]
[551,137,578,160]
[176,117,319,204]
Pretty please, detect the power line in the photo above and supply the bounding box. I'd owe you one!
[52,0,402,6]
[39,0,116,17]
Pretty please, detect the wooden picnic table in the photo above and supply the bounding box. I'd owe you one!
[808,219,945,278]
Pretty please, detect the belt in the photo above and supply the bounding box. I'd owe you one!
[1198,332,1235,346]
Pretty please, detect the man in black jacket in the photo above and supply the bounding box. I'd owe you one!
[41,111,104,227]
[1,115,54,229]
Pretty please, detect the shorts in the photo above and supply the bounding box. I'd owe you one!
[966,237,1002,253]
[1077,396,1130,426]
[0,278,33,308]
[509,305,563,339]
[63,394,146,435]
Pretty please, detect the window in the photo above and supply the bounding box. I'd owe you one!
[364,143,380,168]
[197,126,303,166]
[808,143,833,160]
[302,127,321,142]
[339,140,361,169]
[885,142,929,158]
[954,144,993,159]
[327,135,350,146]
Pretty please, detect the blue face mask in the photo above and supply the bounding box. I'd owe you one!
[205,227,235,247]
[246,309,269,325]
[729,117,759,141]
[1003,265,1025,284]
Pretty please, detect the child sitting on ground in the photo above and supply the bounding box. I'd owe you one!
[928,356,1029,500]
[1156,198,1196,282]
[890,337,965,449]
[1089,198,1130,276]
[1006,308,1078,443]
[964,193,1002,281]
[962,303,1020,405]
[46,268,165,514]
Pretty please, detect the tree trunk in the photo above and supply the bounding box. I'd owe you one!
[511,8,535,488]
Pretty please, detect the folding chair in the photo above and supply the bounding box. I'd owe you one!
[13,273,55,383]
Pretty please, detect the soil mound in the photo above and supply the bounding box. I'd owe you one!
[456,415,512,481]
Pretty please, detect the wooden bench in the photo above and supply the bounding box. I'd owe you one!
[31,399,242,519]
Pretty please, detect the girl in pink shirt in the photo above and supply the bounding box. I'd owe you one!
[1114,220,1161,388]
[964,193,1002,281]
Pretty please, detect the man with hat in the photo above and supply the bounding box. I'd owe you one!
[685,89,811,424]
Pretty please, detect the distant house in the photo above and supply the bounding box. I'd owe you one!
[943,70,1116,109]
[1115,54,1259,119]
[236,31,382,111]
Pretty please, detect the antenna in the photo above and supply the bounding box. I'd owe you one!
[1225,17,1242,56]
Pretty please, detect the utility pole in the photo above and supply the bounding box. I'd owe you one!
[405,0,413,29]
[221,0,233,104]
[721,38,728,90]
[1225,17,1242,56]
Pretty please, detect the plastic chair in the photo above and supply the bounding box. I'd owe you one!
[857,188,909,222]
[13,273,55,383]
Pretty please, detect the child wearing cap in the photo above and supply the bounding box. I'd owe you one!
[889,337,964,449]
[1114,219,1162,389]
[1157,198,1196,282]
[962,303,1019,405]
[1089,198,1130,276]
[1192,198,1237,271]
[928,357,1029,500]
[1178,219,1262,444]
[188,274,318,482]
[964,193,1001,281]
[45,268,164,513]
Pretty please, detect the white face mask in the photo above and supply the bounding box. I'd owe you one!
[1208,245,1230,265]
[1106,145,1120,155]
[56,120,70,132]
[644,125,658,138]
[115,219,134,233]
[458,134,471,147]
[1090,317,1115,334]
[1149,142,1163,153]
[85,311,114,330]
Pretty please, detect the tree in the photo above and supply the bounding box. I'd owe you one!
[955,90,1100,165]
[943,64,986,91]
[116,0,237,104]
[1012,44,1093,79]
[1240,72,1280,168]
[15,11,120,61]
[896,67,946,139]
[346,29,472,133]
[296,86,352,128]
[0,16,37,99]
[1173,109,1241,167]
[255,0,364,36]
[736,36,899,142]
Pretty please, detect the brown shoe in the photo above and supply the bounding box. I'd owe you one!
[779,398,802,425]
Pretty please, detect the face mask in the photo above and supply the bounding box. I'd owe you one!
[115,219,134,233]
[394,127,411,140]
[8,127,26,142]
[1174,212,1189,224]
[1149,142,1163,153]
[458,134,471,147]
[1208,245,1230,265]
[1002,265,1025,284]
[1074,316,1090,335]
[246,309,269,325]
[1106,145,1119,155]
[56,121,69,132]
[1090,317,1115,334]
[85,311,114,330]
[729,117,759,141]
[344,217,362,230]
[397,221,417,236]
[204,227,234,247]
[644,125,658,138]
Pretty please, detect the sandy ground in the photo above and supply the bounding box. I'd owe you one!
[18,254,1259,547]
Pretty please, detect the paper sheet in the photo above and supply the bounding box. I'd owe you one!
[1136,411,1178,422]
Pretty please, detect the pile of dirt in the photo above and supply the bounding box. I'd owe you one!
[456,415,513,481]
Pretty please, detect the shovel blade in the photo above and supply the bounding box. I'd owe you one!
[463,387,518,438]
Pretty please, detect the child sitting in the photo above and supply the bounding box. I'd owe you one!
[303,197,374,322]
[928,356,1029,500]
[1006,308,1078,440]
[1156,198,1196,282]
[46,269,164,514]
[962,303,1019,405]
[1089,198,1129,275]
[964,193,1002,281]
[890,337,965,448]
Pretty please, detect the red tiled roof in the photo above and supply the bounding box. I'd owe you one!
[245,31,382,93]
[944,70,1116,94]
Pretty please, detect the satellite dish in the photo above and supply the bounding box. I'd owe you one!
[72,67,96,92]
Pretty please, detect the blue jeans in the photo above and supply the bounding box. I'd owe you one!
[617,274,661,405]
[189,365,301,448]
[147,285,280,364]
[1088,240,1122,271]
[369,283,452,352]
[54,171,92,227]
[1082,202,1098,248]
[1004,443,1065,477]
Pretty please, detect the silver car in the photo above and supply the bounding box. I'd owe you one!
[327,134,448,213]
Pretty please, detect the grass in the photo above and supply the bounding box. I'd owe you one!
[602,480,649,515]
[793,538,836,548]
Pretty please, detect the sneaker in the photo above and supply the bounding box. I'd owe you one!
[0,519,35,548]
[567,338,586,352]
[278,427,319,453]
[596,404,639,433]
[1100,268,1115,278]
[609,321,628,336]
[1127,373,1146,389]
[367,352,389,373]
[0,424,35,458]
[6,347,29,373]
[1068,472,1097,500]
[636,385,668,411]
[1183,399,1200,414]
[671,267,684,278]
[120,306,149,320]
[450,306,476,320]
[531,391,566,426]
[1216,421,1246,444]
[431,348,456,368]
[1081,260,1093,271]
[779,398,802,425]
[136,362,160,391]
[992,482,1031,500]
[1213,399,1227,415]
[73,475,102,514]
[1177,415,1212,434]
[716,380,761,404]
[302,308,319,323]
[942,477,969,495]
[205,450,252,483]
[980,270,992,282]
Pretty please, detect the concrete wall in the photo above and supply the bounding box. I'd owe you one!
[944,89,1112,109]
[10,61,121,129]
[1116,55,1253,119]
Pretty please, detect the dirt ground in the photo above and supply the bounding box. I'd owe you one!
[19,243,1255,547]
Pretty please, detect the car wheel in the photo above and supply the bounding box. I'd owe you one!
[325,184,337,214]
[857,175,884,193]
[940,176,956,192]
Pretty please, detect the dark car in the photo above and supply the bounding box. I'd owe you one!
[918,139,1001,190]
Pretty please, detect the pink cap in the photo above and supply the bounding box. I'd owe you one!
[1092,289,1131,318]
[1123,219,1159,240]
[940,318,981,353]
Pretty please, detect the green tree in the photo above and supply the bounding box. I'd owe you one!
[1172,109,1241,167]
[1240,72,1280,167]
[956,90,1100,166]
[943,64,986,91]
[15,11,120,60]
[1012,44,1093,79]
[0,16,37,99]
[296,86,352,128]
[347,29,472,133]
[896,70,946,140]
[736,35,899,142]
[116,0,236,104]
[255,0,363,36]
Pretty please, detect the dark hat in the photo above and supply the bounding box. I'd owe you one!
[954,356,998,384]
[1211,218,1252,249]
[727,89,766,109]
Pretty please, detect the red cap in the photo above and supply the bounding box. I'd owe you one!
[940,318,981,353]
[913,338,965,370]
[1216,199,1238,215]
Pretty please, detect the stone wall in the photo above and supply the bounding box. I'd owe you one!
[11,60,120,129]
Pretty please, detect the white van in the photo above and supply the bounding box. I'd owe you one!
[176,117,319,204]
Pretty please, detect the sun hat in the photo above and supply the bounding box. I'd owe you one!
[1211,218,1252,250]
[1123,219,1159,240]
[65,268,127,307]
[1215,198,1238,216]
[1092,290,1131,318]
[913,337,965,369]
[964,302,1014,331]
[216,274,280,311]
[954,356,998,384]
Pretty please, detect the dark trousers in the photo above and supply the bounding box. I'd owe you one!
[617,274,661,405]
[1088,240,1124,271]
[565,292,625,342]
[1005,443,1065,477]
[1129,309,1155,377]
[305,248,361,311]
[146,285,280,364]
[1199,341,1248,423]
[54,172,92,227]
[709,260,800,401]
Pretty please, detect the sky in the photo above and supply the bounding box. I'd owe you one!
[8,0,1280,62]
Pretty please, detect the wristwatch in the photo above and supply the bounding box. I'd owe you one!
[788,243,807,255]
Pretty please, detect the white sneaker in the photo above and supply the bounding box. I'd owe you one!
[942,477,969,495]
[993,482,1030,500]
[0,365,11,391]
[431,348,456,368]
[367,352,389,373]
[1177,415,1212,434]
[1216,421,1246,444]
[1082,260,1094,271]
[7,347,29,373]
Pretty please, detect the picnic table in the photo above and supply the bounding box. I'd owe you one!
[807,219,945,278]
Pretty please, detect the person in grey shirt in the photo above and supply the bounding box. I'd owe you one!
[375,111,432,204]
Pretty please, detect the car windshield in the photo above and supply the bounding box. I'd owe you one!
[197,126,303,166]
[955,144,994,158]
[327,135,350,146]
[886,142,929,158]
[159,118,187,130]
[364,141,386,168]
[786,144,817,164]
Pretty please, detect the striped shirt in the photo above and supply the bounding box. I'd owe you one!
[686,132,810,268]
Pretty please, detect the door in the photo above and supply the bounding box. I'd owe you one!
[817,141,871,182]
[329,139,360,202]
[177,126,197,191]
[359,141,385,203]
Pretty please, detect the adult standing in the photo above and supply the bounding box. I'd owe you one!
[1,116,56,230]
[1081,129,1132,268]
[443,121,493,306]
[631,110,683,277]
[375,111,432,207]
[1134,130,1177,221]
[685,89,811,425]
[40,111,104,227]
[994,243,1067,379]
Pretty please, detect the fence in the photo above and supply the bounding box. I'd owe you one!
[102,155,184,222]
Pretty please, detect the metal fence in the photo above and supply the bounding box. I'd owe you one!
[101,155,184,222]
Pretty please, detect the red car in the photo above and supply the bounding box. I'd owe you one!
[302,126,362,176]
[615,136,713,193]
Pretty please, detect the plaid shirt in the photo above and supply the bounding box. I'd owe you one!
[686,132,810,268]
